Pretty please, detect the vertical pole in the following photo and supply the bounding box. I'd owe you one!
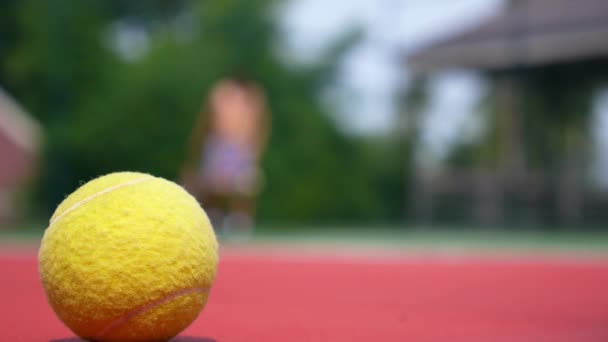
[478,74,525,226]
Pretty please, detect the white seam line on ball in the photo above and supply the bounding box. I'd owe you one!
[95,287,210,339]
[48,176,155,227]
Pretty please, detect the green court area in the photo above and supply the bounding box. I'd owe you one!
[247,226,608,258]
[4,222,608,257]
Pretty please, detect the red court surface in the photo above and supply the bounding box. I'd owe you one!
[1,249,608,341]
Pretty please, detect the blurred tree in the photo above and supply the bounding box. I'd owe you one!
[0,0,401,224]
[0,0,21,94]
[2,0,117,211]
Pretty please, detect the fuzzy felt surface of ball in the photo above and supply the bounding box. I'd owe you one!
[38,172,218,342]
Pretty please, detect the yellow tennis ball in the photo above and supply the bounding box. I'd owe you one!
[38,172,218,342]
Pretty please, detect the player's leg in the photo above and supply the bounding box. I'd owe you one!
[224,193,256,237]
[200,190,229,235]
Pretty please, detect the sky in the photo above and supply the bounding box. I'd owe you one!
[280,0,504,137]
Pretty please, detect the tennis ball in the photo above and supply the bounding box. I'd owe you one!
[38,172,218,342]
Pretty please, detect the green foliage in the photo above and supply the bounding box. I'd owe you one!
[6,0,112,120]
[0,0,406,223]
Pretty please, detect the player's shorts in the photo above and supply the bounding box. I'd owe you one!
[198,136,259,196]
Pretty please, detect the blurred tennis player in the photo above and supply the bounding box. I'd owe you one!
[183,75,270,236]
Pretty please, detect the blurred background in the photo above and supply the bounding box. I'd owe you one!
[1,0,608,242]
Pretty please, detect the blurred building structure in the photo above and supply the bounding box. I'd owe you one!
[406,0,608,226]
[0,88,41,222]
